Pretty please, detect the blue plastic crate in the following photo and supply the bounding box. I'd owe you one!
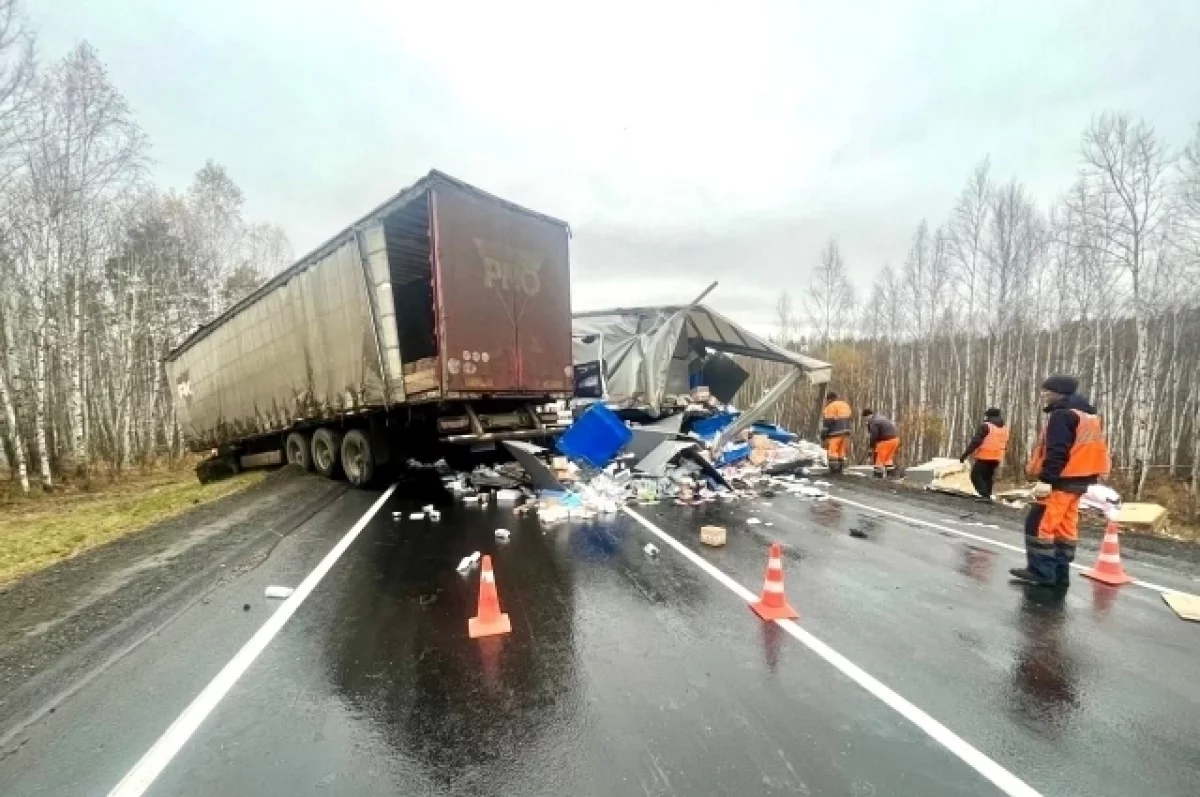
[751,422,798,443]
[556,403,633,469]
[691,411,740,440]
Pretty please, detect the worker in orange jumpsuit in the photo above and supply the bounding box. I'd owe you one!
[861,409,899,478]
[959,407,1009,501]
[820,392,852,475]
[1010,375,1111,589]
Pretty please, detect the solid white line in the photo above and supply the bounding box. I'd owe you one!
[622,506,1044,797]
[829,495,1198,599]
[108,485,397,797]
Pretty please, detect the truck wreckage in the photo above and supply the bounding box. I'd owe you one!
[571,294,831,452]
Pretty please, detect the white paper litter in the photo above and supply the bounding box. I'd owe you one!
[409,512,425,520]
[456,551,482,573]
[746,517,762,525]
[539,505,569,524]
[428,510,441,521]
[391,511,402,520]
[422,504,435,513]
[496,489,523,503]
[264,585,294,599]
[644,543,659,557]
[494,528,512,540]
[461,495,480,504]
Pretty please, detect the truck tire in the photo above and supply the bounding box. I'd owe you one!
[285,431,313,471]
[340,429,375,488]
[311,427,344,479]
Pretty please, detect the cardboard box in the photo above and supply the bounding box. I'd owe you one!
[1116,503,1169,534]
[700,525,727,547]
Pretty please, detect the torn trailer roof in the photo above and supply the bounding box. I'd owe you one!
[570,303,832,413]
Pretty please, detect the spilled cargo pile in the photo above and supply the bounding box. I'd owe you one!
[406,402,833,527]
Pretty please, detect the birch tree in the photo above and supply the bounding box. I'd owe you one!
[752,112,1200,515]
[0,1,31,491]
[805,239,856,350]
[1079,113,1170,496]
[0,23,293,490]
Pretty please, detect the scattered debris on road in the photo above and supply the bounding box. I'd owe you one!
[1162,592,1200,622]
[264,585,294,599]
[643,543,659,557]
[700,526,727,546]
[456,551,481,573]
[494,528,511,541]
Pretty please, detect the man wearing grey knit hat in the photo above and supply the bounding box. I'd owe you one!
[1010,375,1111,588]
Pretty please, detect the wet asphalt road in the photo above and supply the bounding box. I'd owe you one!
[2,474,1199,796]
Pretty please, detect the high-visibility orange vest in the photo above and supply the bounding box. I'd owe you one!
[1027,410,1111,479]
[976,422,1009,461]
[823,400,852,437]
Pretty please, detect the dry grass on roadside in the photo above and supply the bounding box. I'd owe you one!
[0,466,266,587]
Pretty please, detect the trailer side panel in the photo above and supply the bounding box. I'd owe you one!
[166,236,388,448]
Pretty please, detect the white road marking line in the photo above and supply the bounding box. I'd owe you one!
[830,495,1199,599]
[622,506,1044,797]
[108,485,397,797]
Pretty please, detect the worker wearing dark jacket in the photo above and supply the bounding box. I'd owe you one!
[960,407,1009,501]
[821,393,852,474]
[861,409,899,478]
[1010,375,1111,589]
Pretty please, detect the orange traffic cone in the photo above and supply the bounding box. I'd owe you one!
[469,555,512,638]
[1081,521,1134,586]
[751,542,799,621]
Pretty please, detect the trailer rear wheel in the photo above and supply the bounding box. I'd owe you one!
[311,427,343,478]
[285,432,313,471]
[341,429,375,488]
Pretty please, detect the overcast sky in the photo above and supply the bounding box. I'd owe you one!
[32,1,1200,334]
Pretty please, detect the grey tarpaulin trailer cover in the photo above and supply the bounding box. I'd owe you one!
[571,304,832,448]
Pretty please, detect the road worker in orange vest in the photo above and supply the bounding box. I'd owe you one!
[820,392,853,475]
[1009,375,1111,589]
[959,407,1008,502]
[861,409,900,478]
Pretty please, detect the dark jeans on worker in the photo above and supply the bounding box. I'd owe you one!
[970,460,999,499]
[1023,501,1076,585]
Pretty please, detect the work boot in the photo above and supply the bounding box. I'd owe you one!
[1008,567,1056,587]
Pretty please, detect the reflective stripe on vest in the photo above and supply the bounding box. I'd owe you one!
[1027,410,1111,479]
[976,422,1009,461]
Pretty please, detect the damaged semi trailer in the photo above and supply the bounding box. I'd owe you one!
[165,171,574,487]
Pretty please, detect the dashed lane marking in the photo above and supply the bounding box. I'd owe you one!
[623,505,1045,797]
[108,485,398,797]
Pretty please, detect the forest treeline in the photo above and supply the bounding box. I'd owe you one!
[744,112,1200,505]
[0,1,292,492]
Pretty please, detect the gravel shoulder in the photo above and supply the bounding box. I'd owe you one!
[0,466,345,744]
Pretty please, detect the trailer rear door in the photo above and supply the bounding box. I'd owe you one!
[431,181,572,395]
